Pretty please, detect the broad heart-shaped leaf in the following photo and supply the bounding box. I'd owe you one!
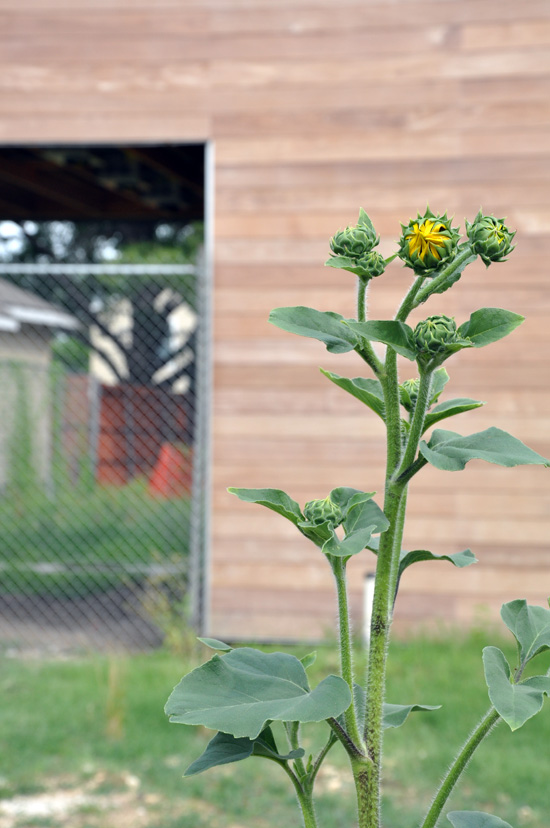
[228,488,304,526]
[447,811,514,828]
[423,398,485,433]
[184,727,304,777]
[346,320,416,360]
[166,648,352,740]
[419,428,550,472]
[482,646,550,731]
[382,703,441,729]
[269,306,358,354]
[457,307,524,348]
[500,599,550,664]
[320,369,385,421]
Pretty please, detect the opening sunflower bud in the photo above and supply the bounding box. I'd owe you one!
[465,211,516,266]
[398,208,460,276]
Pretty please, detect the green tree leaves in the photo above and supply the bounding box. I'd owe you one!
[419,428,549,471]
[166,648,352,740]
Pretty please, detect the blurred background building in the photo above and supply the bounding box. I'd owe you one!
[0,0,549,646]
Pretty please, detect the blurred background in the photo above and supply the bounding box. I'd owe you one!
[0,1,549,826]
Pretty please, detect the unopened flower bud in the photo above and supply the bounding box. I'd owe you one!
[330,223,379,260]
[398,208,460,276]
[303,496,343,529]
[413,315,466,369]
[356,250,386,279]
[399,378,420,413]
[465,211,516,266]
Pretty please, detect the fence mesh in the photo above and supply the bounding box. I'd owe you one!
[0,263,206,654]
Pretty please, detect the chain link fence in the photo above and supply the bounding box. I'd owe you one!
[0,262,208,654]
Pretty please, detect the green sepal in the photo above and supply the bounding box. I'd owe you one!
[228,488,304,526]
[423,398,485,433]
[197,637,232,652]
[320,369,385,421]
[166,648,352,740]
[382,703,441,729]
[482,646,550,731]
[457,308,524,348]
[184,726,304,777]
[447,812,514,828]
[345,320,416,360]
[500,599,550,664]
[419,428,550,472]
[269,306,358,353]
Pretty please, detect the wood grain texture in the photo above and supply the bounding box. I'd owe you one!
[1,0,549,640]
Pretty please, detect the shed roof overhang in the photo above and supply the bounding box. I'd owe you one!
[0,144,204,222]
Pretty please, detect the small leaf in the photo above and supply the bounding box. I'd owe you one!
[500,599,550,664]
[346,320,416,360]
[399,548,477,577]
[269,306,358,353]
[430,367,450,404]
[344,497,389,537]
[325,255,370,278]
[320,369,385,420]
[323,524,378,558]
[457,308,524,348]
[447,811,514,828]
[423,398,485,432]
[482,646,549,731]
[383,703,441,729]
[197,637,232,652]
[184,727,304,776]
[166,648,352,739]
[228,488,304,525]
[419,428,550,472]
[300,652,317,669]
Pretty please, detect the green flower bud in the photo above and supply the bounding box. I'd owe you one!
[399,378,420,413]
[303,496,343,529]
[465,211,516,266]
[356,250,386,279]
[413,315,469,369]
[330,223,379,260]
[398,208,460,276]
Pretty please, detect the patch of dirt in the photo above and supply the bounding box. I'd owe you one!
[0,771,228,828]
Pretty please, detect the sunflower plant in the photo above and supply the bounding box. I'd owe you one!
[165,207,548,828]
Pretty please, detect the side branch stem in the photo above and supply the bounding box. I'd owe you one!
[420,707,501,828]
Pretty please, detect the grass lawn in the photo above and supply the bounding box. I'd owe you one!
[1,631,548,827]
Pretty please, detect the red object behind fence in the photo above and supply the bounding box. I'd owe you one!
[148,443,193,498]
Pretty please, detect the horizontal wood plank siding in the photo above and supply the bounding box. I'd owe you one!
[1,0,549,640]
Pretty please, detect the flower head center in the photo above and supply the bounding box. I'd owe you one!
[406,219,448,262]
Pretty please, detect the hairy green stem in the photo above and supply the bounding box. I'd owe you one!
[396,370,433,479]
[357,277,368,322]
[420,707,500,828]
[412,246,475,309]
[285,721,307,779]
[281,763,319,828]
[331,555,365,751]
[395,274,426,322]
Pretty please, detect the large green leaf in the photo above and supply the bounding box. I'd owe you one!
[346,320,416,360]
[482,646,550,731]
[166,648,352,739]
[457,308,524,348]
[269,306,358,353]
[500,599,550,664]
[184,727,304,777]
[382,703,441,729]
[447,811,514,828]
[320,369,385,420]
[419,428,550,472]
[423,398,485,432]
[228,488,304,525]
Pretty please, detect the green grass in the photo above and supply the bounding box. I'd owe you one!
[0,480,190,597]
[1,632,549,827]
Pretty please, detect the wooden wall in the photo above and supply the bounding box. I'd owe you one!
[2,0,550,640]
